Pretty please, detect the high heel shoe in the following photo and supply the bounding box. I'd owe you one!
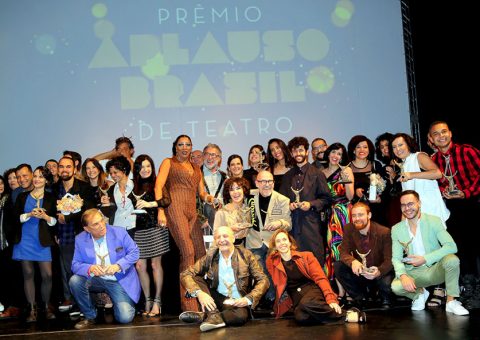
[147,297,161,317]
[142,297,153,316]
[26,304,37,323]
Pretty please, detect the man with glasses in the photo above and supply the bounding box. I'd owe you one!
[69,208,141,329]
[200,143,227,230]
[311,138,328,169]
[390,190,468,315]
[247,170,291,308]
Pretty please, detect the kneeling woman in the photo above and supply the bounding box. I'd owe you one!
[266,230,342,325]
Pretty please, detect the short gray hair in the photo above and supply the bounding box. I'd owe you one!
[203,143,222,157]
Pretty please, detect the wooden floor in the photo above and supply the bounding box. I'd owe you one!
[0,305,477,339]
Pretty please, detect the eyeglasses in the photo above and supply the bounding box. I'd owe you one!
[257,179,274,185]
[400,202,416,209]
[204,153,219,159]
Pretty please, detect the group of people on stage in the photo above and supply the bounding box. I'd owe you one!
[0,120,478,332]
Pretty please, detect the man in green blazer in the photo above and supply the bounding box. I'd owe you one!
[391,190,468,315]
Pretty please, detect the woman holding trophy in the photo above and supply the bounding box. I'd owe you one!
[321,143,354,280]
[12,166,57,322]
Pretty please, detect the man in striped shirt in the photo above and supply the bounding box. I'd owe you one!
[429,121,480,277]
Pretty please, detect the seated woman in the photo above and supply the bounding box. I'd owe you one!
[266,229,345,325]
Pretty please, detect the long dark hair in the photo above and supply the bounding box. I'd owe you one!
[347,135,375,162]
[81,158,108,188]
[324,142,350,166]
[34,166,53,186]
[133,154,156,195]
[267,138,294,169]
[0,175,8,198]
[375,132,394,164]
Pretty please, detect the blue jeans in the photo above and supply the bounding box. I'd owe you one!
[69,275,135,324]
[250,244,275,302]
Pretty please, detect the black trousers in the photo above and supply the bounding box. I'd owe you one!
[334,261,394,301]
[193,276,249,326]
[290,283,343,325]
[0,245,25,307]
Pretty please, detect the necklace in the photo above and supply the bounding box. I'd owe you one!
[352,160,370,169]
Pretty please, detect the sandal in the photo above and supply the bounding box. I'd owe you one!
[148,297,162,317]
[427,287,445,307]
[142,297,153,316]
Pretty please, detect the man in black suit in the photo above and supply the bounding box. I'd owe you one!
[279,136,332,265]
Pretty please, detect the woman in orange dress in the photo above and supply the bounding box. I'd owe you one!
[154,135,214,311]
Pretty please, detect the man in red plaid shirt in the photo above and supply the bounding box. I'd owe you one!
[429,121,480,277]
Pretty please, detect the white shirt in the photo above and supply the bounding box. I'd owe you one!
[217,251,241,299]
[407,220,426,258]
[113,179,136,230]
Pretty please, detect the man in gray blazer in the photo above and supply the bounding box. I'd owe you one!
[246,170,291,305]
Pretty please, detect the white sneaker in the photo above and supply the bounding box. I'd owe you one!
[0,302,4,313]
[446,300,469,316]
[411,289,430,311]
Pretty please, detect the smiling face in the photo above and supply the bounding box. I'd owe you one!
[379,140,390,158]
[328,148,343,166]
[190,150,204,167]
[249,147,264,166]
[83,212,107,239]
[203,147,221,170]
[85,161,100,181]
[45,161,58,176]
[312,139,327,160]
[214,226,235,254]
[428,122,452,152]
[269,142,284,161]
[291,145,308,166]
[229,182,245,205]
[274,231,292,256]
[354,141,370,161]
[58,158,75,182]
[256,171,274,197]
[400,193,421,220]
[228,157,243,178]
[32,169,46,190]
[392,137,411,160]
[351,205,371,231]
[16,167,33,189]
[139,159,153,179]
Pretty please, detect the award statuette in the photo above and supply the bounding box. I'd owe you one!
[98,184,112,207]
[290,186,304,206]
[337,163,353,184]
[223,280,235,305]
[355,249,375,274]
[398,237,413,263]
[442,154,461,195]
[131,191,147,214]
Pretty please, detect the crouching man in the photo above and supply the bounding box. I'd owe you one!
[179,226,269,332]
[69,209,141,329]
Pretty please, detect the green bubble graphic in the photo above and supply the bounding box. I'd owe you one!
[35,34,56,55]
[141,53,170,80]
[307,66,335,94]
[92,3,108,18]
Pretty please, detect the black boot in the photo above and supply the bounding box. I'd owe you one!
[45,303,56,320]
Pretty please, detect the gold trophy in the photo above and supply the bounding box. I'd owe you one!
[399,237,413,263]
[355,249,375,273]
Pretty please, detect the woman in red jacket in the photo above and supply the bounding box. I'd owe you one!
[266,229,343,324]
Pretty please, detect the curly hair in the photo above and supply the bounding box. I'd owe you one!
[222,177,250,203]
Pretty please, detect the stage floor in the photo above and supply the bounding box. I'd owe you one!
[0,306,477,339]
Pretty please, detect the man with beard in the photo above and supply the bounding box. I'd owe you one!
[311,138,328,169]
[390,190,469,315]
[334,202,394,309]
[248,170,291,307]
[279,136,331,265]
[200,144,226,230]
[179,226,269,332]
[53,156,95,312]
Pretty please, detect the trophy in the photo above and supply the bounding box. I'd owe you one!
[96,251,108,269]
[131,191,147,214]
[98,184,112,206]
[393,160,405,179]
[443,171,461,196]
[355,249,375,273]
[31,193,46,212]
[337,163,352,184]
[398,237,413,263]
[291,186,304,207]
[223,280,235,305]
[254,162,270,172]
[233,205,252,239]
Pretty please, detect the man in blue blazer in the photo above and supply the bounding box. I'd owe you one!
[391,190,468,315]
[69,208,140,329]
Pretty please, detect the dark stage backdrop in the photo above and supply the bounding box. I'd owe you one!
[0,1,410,169]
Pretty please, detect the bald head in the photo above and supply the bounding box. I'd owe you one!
[256,170,274,197]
